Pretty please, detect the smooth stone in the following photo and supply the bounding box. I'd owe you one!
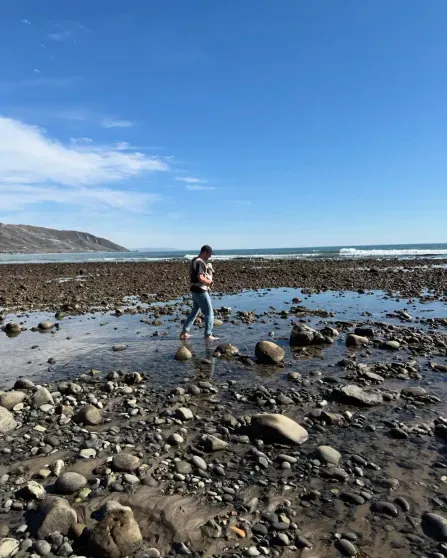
[371,501,399,517]
[191,455,207,471]
[0,391,26,411]
[0,539,19,558]
[317,445,341,466]
[37,496,77,538]
[112,453,140,472]
[175,407,194,420]
[175,347,192,361]
[33,541,51,556]
[250,413,308,445]
[38,321,54,330]
[76,404,103,426]
[31,388,54,409]
[346,334,369,347]
[255,340,285,364]
[422,512,447,541]
[335,538,357,556]
[55,472,87,494]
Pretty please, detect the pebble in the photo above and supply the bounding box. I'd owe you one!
[335,538,357,556]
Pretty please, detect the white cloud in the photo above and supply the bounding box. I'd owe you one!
[48,30,73,42]
[100,118,135,129]
[21,19,31,25]
[186,185,216,191]
[175,176,206,184]
[0,116,167,213]
[33,69,40,74]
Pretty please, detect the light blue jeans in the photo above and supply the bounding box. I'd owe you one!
[183,291,214,336]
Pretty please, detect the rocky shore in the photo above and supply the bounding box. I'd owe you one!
[0,258,445,313]
[0,260,446,558]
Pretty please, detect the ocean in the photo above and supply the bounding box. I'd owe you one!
[0,243,447,264]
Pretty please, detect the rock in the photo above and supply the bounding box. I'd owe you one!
[250,414,308,445]
[390,427,408,439]
[381,340,400,350]
[255,341,285,364]
[401,386,427,398]
[0,407,17,434]
[175,407,194,420]
[37,496,77,538]
[14,378,34,389]
[346,334,369,347]
[55,472,87,494]
[290,324,327,346]
[0,391,26,410]
[175,461,192,475]
[371,501,399,517]
[0,539,19,558]
[88,502,142,558]
[112,344,127,352]
[394,497,410,512]
[38,321,54,330]
[33,540,52,556]
[51,460,65,477]
[4,323,21,334]
[31,388,54,409]
[175,346,192,361]
[76,404,103,426]
[214,343,239,357]
[354,326,375,338]
[335,538,357,556]
[168,433,184,446]
[336,385,383,406]
[191,455,207,471]
[25,481,46,500]
[421,512,447,541]
[317,445,341,466]
[112,453,140,472]
[201,434,228,452]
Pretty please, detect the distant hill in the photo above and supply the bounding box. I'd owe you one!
[0,224,129,254]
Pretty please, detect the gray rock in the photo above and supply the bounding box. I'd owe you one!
[381,340,400,350]
[175,346,192,361]
[58,542,73,557]
[112,344,127,352]
[36,496,77,538]
[0,407,17,434]
[167,433,184,446]
[255,340,285,364]
[38,321,54,330]
[175,461,192,475]
[31,388,54,409]
[346,334,369,347]
[33,540,52,556]
[4,323,21,334]
[401,386,427,398]
[14,378,35,389]
[335,539,357,556]
[191,455,207,471]
[422,512,447,541]
[336,385,383,406]
[371,501,398,517]
[201,434,228,452]
[87,502,142,558]
[55,472,87,494]
[112,453,141,472]
[76,404,103,426]
[175,407,193,420]
[354,326,375,338]
[317,445,341,466]
[214,343,239,357]
[0,391,26,410]
[250,413,308,445]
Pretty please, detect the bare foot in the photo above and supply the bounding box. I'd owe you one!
[205,335,219,342]
[179,332,192,340]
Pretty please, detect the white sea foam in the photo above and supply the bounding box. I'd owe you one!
[339,248,447,257]
[182,253,322,260]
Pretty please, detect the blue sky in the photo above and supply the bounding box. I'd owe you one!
[0,1,446,250]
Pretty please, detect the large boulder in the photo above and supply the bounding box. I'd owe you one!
[76,405,103,426]
[289,324,328,347]
[55,473,87,495]
[335,385,383,406]
[88,502,142,558]
[0,391,26,410]
[255,341,285,364]
[250,414,308,445]
[0,407,17,434]
[31,388,54,409]
[36,496,77,538]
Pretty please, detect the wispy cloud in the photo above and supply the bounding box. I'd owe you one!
[0,116,167,213]
[48,30,73,42]
[186,185,216,191]
[21,19,32,25]
[100,118,135,129]
[175,176,207,184]
[33,69,40,74]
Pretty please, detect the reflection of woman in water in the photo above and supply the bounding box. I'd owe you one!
[192,347,216,381]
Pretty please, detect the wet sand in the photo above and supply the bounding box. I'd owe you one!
[0,263,447,558]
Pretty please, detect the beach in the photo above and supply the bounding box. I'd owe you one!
[0,258,446,558]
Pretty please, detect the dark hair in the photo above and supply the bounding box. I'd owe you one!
[201,245,213,255]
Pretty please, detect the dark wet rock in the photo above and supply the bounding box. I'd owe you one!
[0,391,26,410]
[422,512,447,541]
[55,472,87,494]
[354,326,375,338]
[255,340,285,364]
[31,387,54,408]
[290,324,328,346]
[88,502,142,558]
[335,538,357,556]
[340,492,365,505]
[13,378,35,389]
[346,334,370,347]
[371,501,399,517]
[112,453,141,472]
[317,445,341,465]
[38,321,54,330]
[4,322,21,334]
[201,434,228,452]
[250,413,308,445]
[36,496,77,538]
[394,497,411,512]
[401,386,427,398]
[0,407,17,434]
[175,347,192,361]
[76,404,103,426]
[323,467,349,481]
[214,343,239,357]
[335,385,383,406]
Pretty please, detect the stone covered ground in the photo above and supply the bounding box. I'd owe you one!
[0,260,446,558]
